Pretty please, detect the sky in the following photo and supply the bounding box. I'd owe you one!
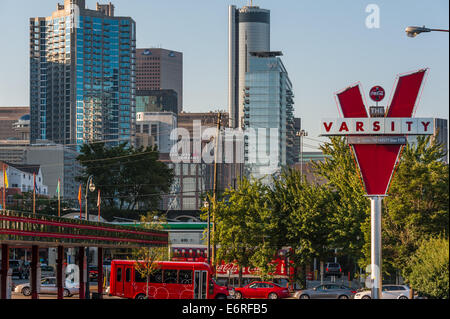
[0,0,448,150]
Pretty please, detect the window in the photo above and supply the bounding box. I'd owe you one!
[163,269,178,284]
[125,268,131,282]
[116,268,122,282]
[149,269,162,283]
[178,270,192,285]
[134,269,146,283]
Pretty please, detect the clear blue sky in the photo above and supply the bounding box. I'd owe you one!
[0,0,448,150]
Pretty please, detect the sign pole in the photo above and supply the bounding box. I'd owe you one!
[369,195,385,299]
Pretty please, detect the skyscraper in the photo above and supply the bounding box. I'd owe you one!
[136,48,183,113]
[243,51,295,183]
[228,4,270,129]
[30,0,136,148]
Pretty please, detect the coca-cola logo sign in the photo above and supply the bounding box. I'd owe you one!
[369,86,385,102]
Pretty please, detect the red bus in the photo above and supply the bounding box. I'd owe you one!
[109,260,231,299]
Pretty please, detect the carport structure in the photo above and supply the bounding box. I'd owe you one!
[0,210,168,299]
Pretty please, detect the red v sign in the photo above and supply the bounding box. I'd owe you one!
[335,69,427,195]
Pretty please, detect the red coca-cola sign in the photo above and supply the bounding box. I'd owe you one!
[369,86,385,102]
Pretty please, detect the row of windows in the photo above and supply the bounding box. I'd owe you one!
[117,268,193,285]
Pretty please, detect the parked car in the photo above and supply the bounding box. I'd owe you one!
[354,285,411,299]
[13,277,79,297]
[9,260,29,279]
[88,266,98,281]
[294,284,357,299]
[324,262,342,278]
[234,281,290,299]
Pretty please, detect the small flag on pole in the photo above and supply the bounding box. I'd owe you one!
[78,184,82,219]
[56,178,61,217]
[33,173,36,214]
[97,189,101,222]
[3,166,8,188]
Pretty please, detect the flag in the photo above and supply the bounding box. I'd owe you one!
[78,184,82,204]
[56,178,60,197]
[97,189,101,207]
[3,165,8,188]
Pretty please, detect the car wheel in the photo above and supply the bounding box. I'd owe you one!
[362,295,371,299]
[268,293,278,299]
[398,296,408,299]
[300,294,310,299]
[338,295,349,299]
[22,287,31,296]
[135,294,147,300]
[63,289,72,297]
[234,291,242,299]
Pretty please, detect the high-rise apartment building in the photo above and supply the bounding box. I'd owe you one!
[228,5,270,128]
[136,48,183,113]
[30,0,136,148]
[243,52,295,183]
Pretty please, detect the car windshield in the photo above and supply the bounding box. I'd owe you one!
[327,263,340,267]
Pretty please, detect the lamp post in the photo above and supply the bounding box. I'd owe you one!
[203,199,211,265]
[84,175,95,299]
[296,130,308,181]
[405,25,449,37]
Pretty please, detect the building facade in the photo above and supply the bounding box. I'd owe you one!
[243,52,295,183]
[136,89,178,114]
[30,0,136,148]
[228,5,270,129]
[0,107,30,141]
[0,161,48,196]
[136,48,183,113]
[135,112,177,153]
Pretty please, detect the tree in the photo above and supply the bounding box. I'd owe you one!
[382,136,449,276]
[312,137,370,270]
[208,177,272,287]
[129,211,168,299]
[76,142,174,220]
[404,236,449,299]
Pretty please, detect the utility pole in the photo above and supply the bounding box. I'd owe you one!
[211,112,222,268]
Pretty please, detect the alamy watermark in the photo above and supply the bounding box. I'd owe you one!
[365,4,380,29]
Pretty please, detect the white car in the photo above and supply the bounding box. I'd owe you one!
[354,285,411,299]
[14,277,79,297]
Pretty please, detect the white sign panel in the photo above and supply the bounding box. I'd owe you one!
[320,118,434,136]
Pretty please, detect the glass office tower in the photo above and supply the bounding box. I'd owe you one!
[243,52,295,183]
[30,0,136,148]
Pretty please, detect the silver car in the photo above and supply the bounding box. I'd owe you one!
[14,277,79,297]
[294,284,357,299]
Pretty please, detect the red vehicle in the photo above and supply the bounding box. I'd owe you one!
[109,260,230,299]
[234,281,290,299]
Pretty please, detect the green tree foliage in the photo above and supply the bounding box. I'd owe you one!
[312,137,370,266]
[76,142,174,219]
[383,136,449,274]
[404,236,449,299]
[208,178,273,286]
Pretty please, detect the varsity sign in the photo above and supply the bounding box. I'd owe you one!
[326,68,431,196]
[320,118,434,136]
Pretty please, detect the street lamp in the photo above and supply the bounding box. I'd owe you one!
[84,175,95,299]
[203,199,211,265]
[405,25,449,37]
[296,130,308,181]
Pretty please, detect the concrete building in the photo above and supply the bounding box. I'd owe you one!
[136,89,178,114]
[0,143,81,199]
[135,112,177,153]
[30,0,136,148]
[0,161,48,196]
[136,48,183,113]
[228,5,270,129]
[0,107,29,141]
[243,52,295,183]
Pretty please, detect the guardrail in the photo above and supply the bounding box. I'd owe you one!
[0,210,168,248]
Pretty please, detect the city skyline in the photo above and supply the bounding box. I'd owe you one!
[0,0,448,150]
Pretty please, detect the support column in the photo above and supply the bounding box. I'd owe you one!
[56,246,64,299]
[77,247,85,299]
[1,244,9,299]
[370,196,383,299]
[31,245,39,299]
[97,247,103,298]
